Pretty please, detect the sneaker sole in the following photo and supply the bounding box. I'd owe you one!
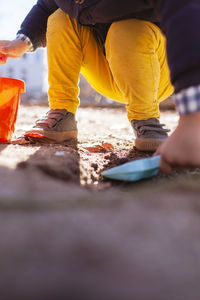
[135,138,165,152]
[25,129,78,143]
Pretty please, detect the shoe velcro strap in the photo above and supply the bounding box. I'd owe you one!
[138,125,170,134]
[35,111,68,127]
[47,112,66,119]
[35,117,60,128]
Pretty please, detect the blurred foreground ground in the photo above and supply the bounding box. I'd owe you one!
[0,105,200,300]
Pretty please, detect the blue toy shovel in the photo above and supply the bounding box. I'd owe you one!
[101,155,161,182]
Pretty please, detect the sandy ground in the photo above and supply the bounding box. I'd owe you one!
[0,104,180,190]
[1,105,200,300]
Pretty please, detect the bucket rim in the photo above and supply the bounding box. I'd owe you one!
[0,77,25,93]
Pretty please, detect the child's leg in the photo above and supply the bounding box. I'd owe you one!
[47,9,172,118]
[47,10,82,113]
[31,9,126,143]
[47,9,123,114]
[104,19,174,122]
[45,10,172,149]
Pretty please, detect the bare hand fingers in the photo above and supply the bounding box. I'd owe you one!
[156,150,190,173]
[0,40,28,58]
[0,45,14,55]
[0,40,11,47]
[154,146,161,157]
[159,156,173,174]
[0,41,12,55]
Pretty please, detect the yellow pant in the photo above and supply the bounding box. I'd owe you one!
[47,9,174,121]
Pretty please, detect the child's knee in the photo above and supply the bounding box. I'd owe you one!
[47,9,76,39]
[106,19,160,56]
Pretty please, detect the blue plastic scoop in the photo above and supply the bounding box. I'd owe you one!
[101,155,160,182]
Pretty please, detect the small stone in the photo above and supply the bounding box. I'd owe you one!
[55,151,66,157]
[91,163,98,171]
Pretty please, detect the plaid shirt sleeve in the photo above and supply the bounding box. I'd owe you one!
[175,85,200,115]
[16,33,34,52]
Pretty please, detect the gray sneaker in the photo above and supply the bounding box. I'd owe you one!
[131,118,170,151]
[25,109,77,143]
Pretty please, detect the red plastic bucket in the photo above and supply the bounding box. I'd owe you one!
[0,77,25,142]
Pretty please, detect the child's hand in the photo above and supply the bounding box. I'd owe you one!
[0,39,29,64]
[155,112,200,173]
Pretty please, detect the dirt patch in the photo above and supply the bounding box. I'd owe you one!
[0,104,195,192]
[17,142,80,183]
[1,105,200,300]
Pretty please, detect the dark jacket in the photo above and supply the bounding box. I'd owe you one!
[157,0,200,93]
[18,0,200,93]
[18,0,159,49]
